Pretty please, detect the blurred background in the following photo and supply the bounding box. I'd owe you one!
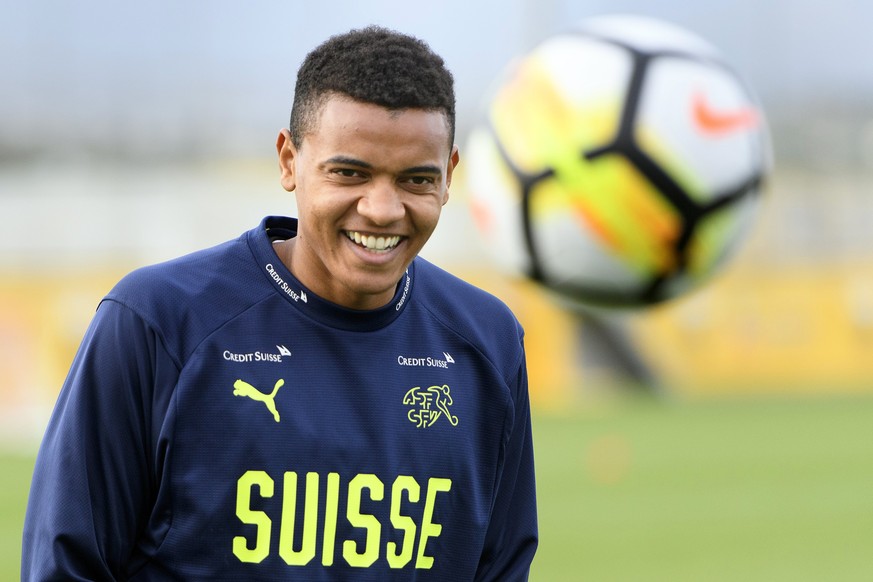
[3,0,873,579]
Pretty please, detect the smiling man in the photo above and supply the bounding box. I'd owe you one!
[23,26,538,580]
[274,95,458,310]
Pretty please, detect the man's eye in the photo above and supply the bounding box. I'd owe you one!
[335,169,361,178]
[408,176,435,185]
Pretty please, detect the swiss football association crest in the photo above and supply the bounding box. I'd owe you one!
[403,384,459,428]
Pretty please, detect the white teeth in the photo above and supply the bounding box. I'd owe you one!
[346,231,400,252]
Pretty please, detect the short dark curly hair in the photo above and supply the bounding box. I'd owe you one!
[289,25,456,149]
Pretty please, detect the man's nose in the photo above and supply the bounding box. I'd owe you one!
[357,179,405,225]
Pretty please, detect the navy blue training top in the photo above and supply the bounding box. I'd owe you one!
[22,216,537,581]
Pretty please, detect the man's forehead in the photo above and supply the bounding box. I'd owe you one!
[308,94,452,141]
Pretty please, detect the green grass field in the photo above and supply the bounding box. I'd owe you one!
[1,451,34,579]
[529,393,873,581]
[4,393,873,580]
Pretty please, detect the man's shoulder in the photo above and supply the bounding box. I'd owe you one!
[102,233,270,351]
[110,236,250,303]
[412,257,524,345]
[414,257,509,305]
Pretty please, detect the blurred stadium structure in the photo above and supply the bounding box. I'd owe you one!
[3,0,873,438]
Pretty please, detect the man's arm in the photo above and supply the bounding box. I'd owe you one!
[476,347,539,581]
[22,300,174,580]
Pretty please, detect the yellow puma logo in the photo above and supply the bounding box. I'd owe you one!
[233,379,284,422]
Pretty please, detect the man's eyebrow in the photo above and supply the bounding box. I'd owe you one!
[324,156,372,168]
[324,157,442,176]
[401,165,442,175]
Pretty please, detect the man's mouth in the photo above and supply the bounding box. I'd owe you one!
[344,231,402,253]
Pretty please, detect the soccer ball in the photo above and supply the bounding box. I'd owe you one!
[465,14,771,308]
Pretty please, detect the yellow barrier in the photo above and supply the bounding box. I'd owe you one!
[632,261,873,394]
[461,260,873,399]
[0,271,119,420]
[3,260,873,421]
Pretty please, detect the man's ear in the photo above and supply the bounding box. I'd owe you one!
[276,129,297,192]
[443,145,460,205]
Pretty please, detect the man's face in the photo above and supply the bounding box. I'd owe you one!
[276,96,459,311]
